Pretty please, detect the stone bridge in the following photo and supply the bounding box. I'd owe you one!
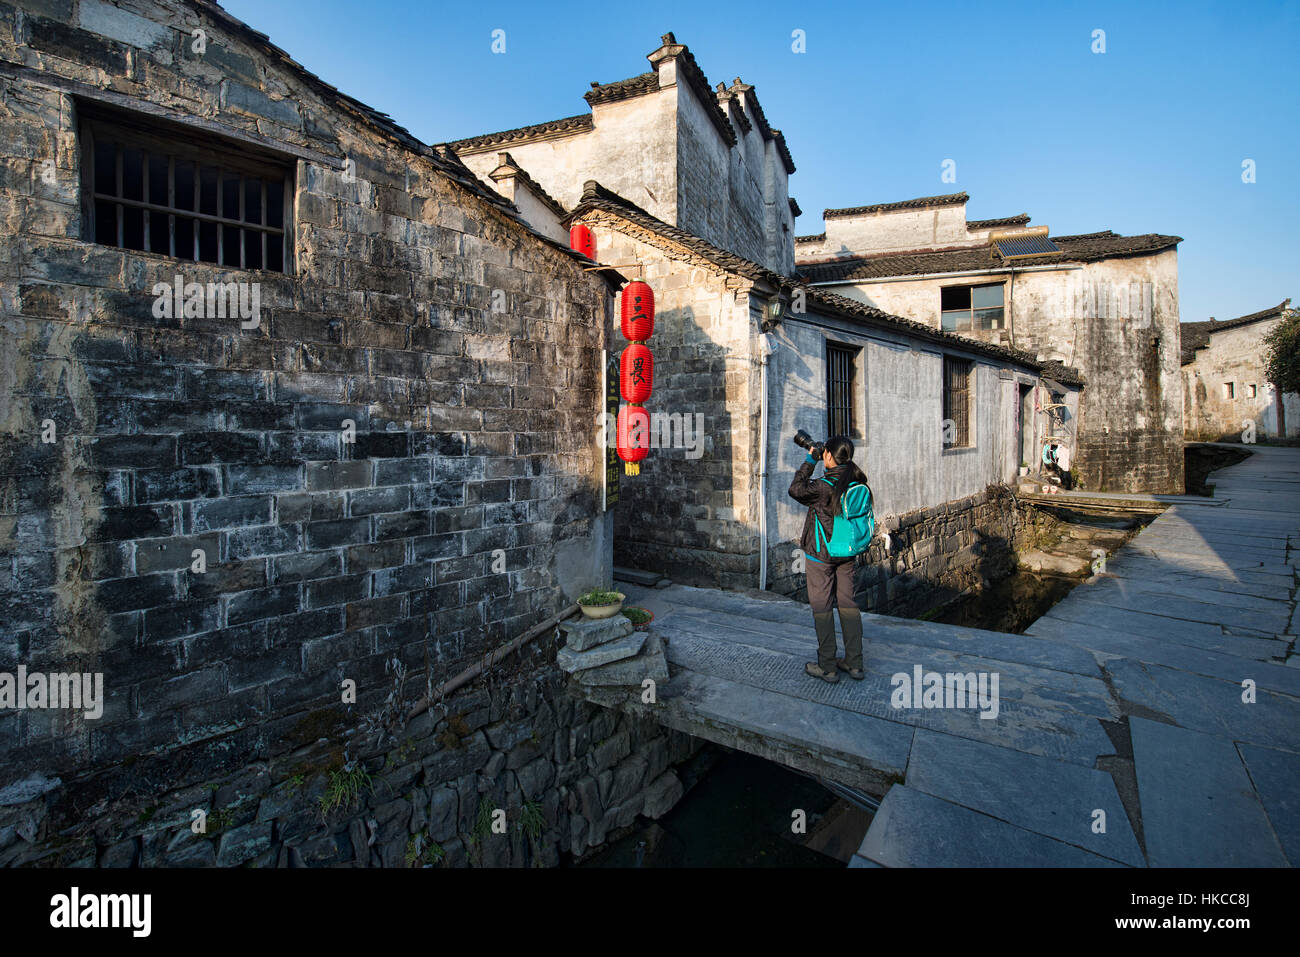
[574,445,1300,866]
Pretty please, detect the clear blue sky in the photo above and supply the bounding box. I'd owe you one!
[223,0,1298,324]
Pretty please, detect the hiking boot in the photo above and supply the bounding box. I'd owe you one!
[805,661,839,683]
[835,660,865,681]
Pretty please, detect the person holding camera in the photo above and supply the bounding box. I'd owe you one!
[788,432,873,683]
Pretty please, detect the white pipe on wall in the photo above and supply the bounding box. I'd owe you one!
[758,332,776,591]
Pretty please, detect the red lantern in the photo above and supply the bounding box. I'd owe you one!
[617,404,650,476]
[620,281,655,341]
[570,224,596,260]
[619,343,654,404]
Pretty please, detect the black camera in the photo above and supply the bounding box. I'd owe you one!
[793,429,824,460]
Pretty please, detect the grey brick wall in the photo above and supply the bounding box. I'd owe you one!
[0,0,683,866]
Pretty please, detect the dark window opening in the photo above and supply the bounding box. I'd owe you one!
[941,282,1004,332]
[943,356,973,448]
[826,341,859,439]
[79,106,294,273]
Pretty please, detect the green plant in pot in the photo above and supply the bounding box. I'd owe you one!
[577,589,625,620]
[622,606,653,631]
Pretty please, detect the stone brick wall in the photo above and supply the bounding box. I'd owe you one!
[0,643,699,867]
[0,0,700,865]
[582,216,764,590]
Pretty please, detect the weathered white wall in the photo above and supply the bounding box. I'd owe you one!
[815,248,1184,492]
[457,90,678,222]
[1183,318,1300,439]
[798,202,976,260]
[764,315,1036,558]
[456,52,795,275]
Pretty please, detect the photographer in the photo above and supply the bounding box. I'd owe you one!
[788,433,871,683]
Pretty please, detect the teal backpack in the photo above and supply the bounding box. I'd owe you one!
[813,478,875,559]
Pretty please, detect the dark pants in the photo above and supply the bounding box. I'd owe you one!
[806,558,863,671]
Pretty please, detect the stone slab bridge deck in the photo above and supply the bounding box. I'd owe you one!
[581,445,1300,867]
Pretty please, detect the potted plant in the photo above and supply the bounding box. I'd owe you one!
[623,606,654,631]
[577,589,625,620]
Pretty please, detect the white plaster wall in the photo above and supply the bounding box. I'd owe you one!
[801,203,976,260]
[765,315,1034,554]
[457,90,679,225]
[1183,318,1300,439]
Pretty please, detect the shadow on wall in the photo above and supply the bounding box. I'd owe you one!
[612,305,738,587]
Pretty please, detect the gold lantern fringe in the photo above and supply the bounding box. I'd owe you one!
[624,463,640,476]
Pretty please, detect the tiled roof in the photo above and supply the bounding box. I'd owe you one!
[716,85,753,135]
[825,192,969,219]
[446,114,594,153]
[726,79,795,174]
[585,72,659,106]
[796,231,1183,282]
[1180,299,1292,365]
[565,180,785,286]
[488,152,567,219]
[565,181,1058,371]
[180,1,518,220]
[1038,360,1086,388]
[164,4,609,287]
[968,214,1030,230]
[788,197,802,218]
[651,33,736,148]
[794,233,825,244]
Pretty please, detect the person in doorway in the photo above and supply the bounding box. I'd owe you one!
[788,435,869,683]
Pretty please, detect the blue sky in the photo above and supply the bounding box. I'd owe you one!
[222,0,1298,324]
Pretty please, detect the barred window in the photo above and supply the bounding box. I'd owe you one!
[826,341,858,438]
[79,106,293,273]
[943,356,973,448]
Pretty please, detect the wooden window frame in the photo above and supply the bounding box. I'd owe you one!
[942,355,974,449]
[941,281,1005,333]
[826,340,859,439]
[78,104,295,274]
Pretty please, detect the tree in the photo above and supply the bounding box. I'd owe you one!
[1262,305,1300,395]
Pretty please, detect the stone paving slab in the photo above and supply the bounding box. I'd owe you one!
[660,622,1115,766]
[1040,601,1284,654]
[653,670,915,792]
[1025,617,1300,695]
[631,584,1104,677]
[1130,718,1287,866]
[857,785,1126,867]
[1093,576,1292,615]
[1236,742,1300,866]
[663,609,1119,720]
[1105,657,1300,751]
[902,729,1145,866]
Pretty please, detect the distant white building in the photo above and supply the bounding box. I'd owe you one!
[1181,300,1299,441]
[796,193,1185,494]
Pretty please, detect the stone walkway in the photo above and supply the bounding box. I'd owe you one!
[593,444,1299,866]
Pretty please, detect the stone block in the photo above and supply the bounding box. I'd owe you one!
[559,615,634,651]
[556,630,646,673]
[573,634,669,687]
